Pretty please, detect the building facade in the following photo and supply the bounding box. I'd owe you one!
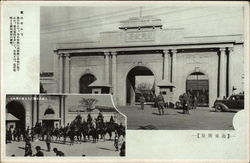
[42,16,244,107]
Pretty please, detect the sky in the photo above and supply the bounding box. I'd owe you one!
[40,5,245,72]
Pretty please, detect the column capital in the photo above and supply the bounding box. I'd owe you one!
[65,53,70,57]
[162,49,170,54]
[219,47,226,52]
[228,47,234,52]
[104,51,110,56]
[111,51,117,56]
[171,49,177,54]
[59,53,70,57]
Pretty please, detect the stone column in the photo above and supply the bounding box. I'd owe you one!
[104,52,110,83]
[163,49,170,81]
[64,54,70,93]
[58,54,63,93]
[219,48,227,99]
[111,52,117,103]
[171,49,177,103]
[228,47,233,96]
[60,95,64,126]
[171,49,177,84]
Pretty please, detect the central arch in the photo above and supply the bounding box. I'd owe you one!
[126,66,155,105]
[6,101,25,132]
[79,73,97,93]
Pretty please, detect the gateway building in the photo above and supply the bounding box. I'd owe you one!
[41,16,244,107]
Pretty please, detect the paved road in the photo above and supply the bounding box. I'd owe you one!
[6,135,121,157]
[118,105,236,130]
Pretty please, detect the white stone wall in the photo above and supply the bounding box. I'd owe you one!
[38,95,60,122]
[230,44,244,94]
[70,56,106,93]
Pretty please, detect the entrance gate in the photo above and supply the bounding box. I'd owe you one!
[6,101,26,132]
[186,72,209,107]
[126,66,155,105]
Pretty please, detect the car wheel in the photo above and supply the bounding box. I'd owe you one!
[215,105,222,112]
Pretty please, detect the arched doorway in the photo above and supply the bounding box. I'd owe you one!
[186,72,209,107]
[79,74,97,93]
[126,66,155,105]
[42,106,56,129]
[6,101,26,132]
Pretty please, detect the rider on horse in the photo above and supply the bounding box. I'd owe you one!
[109,116,115,123]
[97,112,104,124]
[87,113,92,124]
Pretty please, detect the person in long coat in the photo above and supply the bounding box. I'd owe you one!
[24,138,32,156]
[183,93,190,114]
[45,132,52,151]
[139,94,146,110]
[156,92,165,115]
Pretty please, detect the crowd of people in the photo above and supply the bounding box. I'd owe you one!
[6,113,126,157]
[139,91,199,115]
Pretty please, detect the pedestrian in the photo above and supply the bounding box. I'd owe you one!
[156,92,165,115]
[24,138,32,156]
[193,96,198,109]
[183,92,190,114]
[34,146,44,157]
[30,127,34,142]
[53,148,65,156]
[13,128,17,141]
[120,141,125,156]
[45,131,51,152]
[6,128,12,143]
[114,132,119,151]
[139,94,145,110]
[16,128,21,142]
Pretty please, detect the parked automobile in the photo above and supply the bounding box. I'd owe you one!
[213,94,244,112]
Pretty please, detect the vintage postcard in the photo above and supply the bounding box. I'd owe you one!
[1,1,249,162]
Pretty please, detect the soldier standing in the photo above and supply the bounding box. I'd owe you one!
[156,92,165,115]
[45,131,52,152]
[139,94,145,110]
[183,92,190,114]
[24,138,32,156]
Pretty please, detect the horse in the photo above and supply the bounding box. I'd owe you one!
[51,127,61,142]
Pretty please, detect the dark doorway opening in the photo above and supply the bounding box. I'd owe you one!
[126,66,155,105]
[186,72,209,107]
[6,101,26,132]
[79,74,97,93]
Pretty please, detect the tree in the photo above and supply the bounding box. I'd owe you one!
[80,98,98,112]
[136,82,152,91]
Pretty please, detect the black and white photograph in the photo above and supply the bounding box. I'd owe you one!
[40,6,245,130]
[5,94,126,157]
[1,1,249,161]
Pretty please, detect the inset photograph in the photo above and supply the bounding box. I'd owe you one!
[5,94,126,157]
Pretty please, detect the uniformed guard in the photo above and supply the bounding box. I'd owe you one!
[97,112,104,123]
[45,131,52,152]
[156,92,165,115]
[24,138,32,156]
[139,94,145,110]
